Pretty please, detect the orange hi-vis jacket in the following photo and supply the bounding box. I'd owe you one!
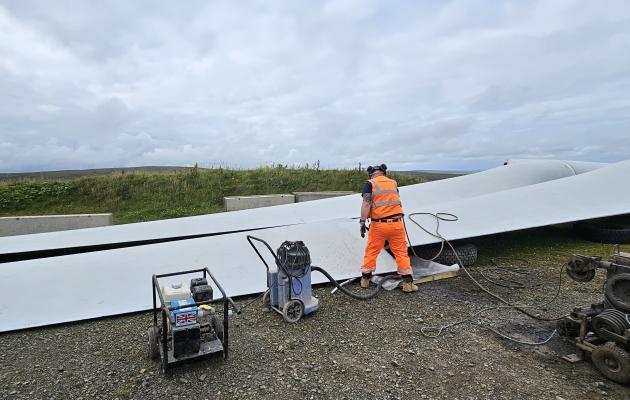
[368,175,404,219]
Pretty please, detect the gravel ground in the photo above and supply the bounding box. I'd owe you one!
[1,228,629,400]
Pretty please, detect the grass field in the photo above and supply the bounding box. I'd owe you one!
[0,166,425,224]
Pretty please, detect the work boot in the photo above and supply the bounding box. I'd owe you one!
[360,273,372,289]
[401,275,418,293]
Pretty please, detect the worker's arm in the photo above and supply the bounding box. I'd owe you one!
[360,200,371,223]
[359,200,371,237]
[360,181,372,223]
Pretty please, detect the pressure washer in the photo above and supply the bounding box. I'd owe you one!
[147,267,240,372]
[246,235,400,323]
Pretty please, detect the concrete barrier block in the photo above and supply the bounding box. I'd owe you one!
[0,214,113,237]
[224,194,295,211]
[293,191,356,202]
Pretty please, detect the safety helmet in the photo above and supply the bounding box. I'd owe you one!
[367,164,387,176]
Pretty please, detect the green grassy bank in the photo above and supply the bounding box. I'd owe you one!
[0,167,425,224]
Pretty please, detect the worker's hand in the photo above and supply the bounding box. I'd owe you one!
[360,220,367,238]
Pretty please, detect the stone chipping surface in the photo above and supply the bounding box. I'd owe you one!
[1,231,628,400]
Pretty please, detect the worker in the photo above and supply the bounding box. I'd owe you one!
[359,164,418,293]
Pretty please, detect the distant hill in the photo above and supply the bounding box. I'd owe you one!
[396,169,477,181]
[0,166,197,181]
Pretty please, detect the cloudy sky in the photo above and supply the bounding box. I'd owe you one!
[1,0,629,172]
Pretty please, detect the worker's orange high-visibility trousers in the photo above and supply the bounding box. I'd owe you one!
[361,220,412,275]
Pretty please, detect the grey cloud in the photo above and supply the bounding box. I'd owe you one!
[0,0,629,172]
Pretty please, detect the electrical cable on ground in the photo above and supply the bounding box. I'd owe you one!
[478,258,541,289]
[404,212,567,345]
[419,304,559,346]
[238,290,268,310]
[488,327,557,346]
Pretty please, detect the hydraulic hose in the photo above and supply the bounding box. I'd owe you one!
[405,212,566,322]
[311,266,400,300]
[592,309,630,339]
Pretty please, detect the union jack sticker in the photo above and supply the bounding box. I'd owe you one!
[176,312,197,326]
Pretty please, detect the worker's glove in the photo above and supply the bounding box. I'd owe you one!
[360,220,368,238]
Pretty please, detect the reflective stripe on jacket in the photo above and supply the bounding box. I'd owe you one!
[369,176,403,219]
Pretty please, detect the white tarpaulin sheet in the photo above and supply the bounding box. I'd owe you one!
[1,159,627,332]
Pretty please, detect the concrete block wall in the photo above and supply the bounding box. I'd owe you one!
[293,191,355,202]
[224,191,357,211]
[224,194,296,212]
[0,214,113,237]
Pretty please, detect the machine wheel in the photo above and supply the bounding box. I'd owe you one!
[411,243,477,267]
[592,342,630,384]
[282,300,304,323]
[605,273,630,313]
[211,315,224,342]
[147,326,160,360]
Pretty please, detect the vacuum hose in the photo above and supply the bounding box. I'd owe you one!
[246,235,399,301]
[311,266,400,300]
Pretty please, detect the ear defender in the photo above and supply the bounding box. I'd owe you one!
[367,164,387,176]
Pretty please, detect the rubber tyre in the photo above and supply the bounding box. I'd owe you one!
[147,326,160,360]
[605,273,630,313]
[411,243,478,267]
[211,315,224,343]
[592,342,630,384]
[574,222,630,244]
[282,300,304,323]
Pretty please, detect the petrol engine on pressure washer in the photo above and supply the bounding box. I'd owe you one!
[148,268,240,372]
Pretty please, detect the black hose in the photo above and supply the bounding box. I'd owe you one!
[592,309,630,339]
[311,266,400,300]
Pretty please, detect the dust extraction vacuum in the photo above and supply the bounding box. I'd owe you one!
[246,235,399,323]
